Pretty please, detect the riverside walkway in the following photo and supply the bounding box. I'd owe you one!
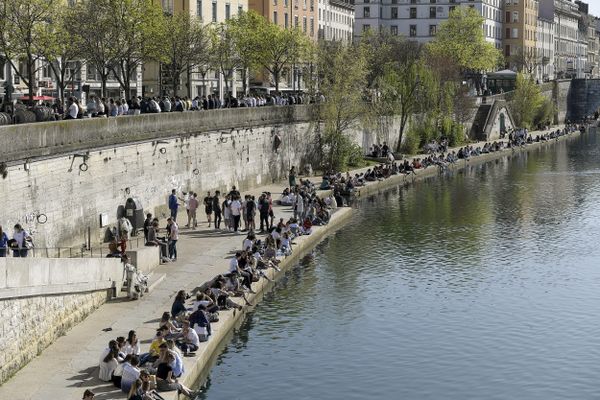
[0,125,581,400]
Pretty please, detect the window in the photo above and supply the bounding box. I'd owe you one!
[303,16,307,33]
[196,0,202,18]
[391,7,398,18]
[410,24,417,37]
[391,25,398,35]
[363,24,370,32]
[273,11,278,24]
[310,17,314,36]
[410,0,416,3]
[449,5,455,13]
[274,0,277,4]
[410,7,416,18]
[430,0,436,3]
[512,11,518,23]
[512,28,518,38]
[392,0,398,3]
[505,27,510,39]
[226,3,230,19]
[363,6,370,18]
[0,58,5,81]
[310,0,314,11]
[212,1,217,22]
[505,45,510,57]
[430,6,436,18]
[303,0,307,9]
[429,24,436,36]
[285,13,289,28]
[295,15,299,28]
[238,5,243,14]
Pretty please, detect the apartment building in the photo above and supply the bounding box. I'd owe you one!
[536,15,555,80]
[318,0,355,41]
[249,0,318,37]
[353,0,504,49]
[503,0,539,71]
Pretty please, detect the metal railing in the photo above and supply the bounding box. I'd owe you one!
[0,236,145,259]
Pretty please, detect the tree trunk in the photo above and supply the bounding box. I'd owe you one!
[396,115,408,154]
[242,68,247,95]
[186,66,192,99]
[27,57,35,107]
[274,69,279,92]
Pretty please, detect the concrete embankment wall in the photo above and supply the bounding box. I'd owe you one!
[0,257,122,384]
[0,106,403,250]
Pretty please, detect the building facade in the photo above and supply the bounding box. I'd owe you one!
[249,0,319,37]
[536,15,555,81]
[503,0,539,72]
[353,0,504,49]
[318,0,355,41]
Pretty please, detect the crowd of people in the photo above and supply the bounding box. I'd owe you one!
[33,92,325,121]
[0,224,33,258]
[95,164,349,399]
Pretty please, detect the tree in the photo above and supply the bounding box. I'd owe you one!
[66,0,120,97]
[254,17,307,91]
[211,22,241,101]
[37,7,84,102]
[376,61,437,153]
[229,11,263,95]
[318,42,368,170]
[0,0,59,105]
[509,47,540,76]
[427,7,502,73]
[161,13,212,97]
[508,73,545,129]
[108,0,165,98]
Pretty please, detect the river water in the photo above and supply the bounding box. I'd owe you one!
[197,132,600,400]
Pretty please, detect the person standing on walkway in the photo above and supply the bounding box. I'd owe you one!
[168,189,179,221]
[230,196,242,233]
[212,191,222,229]
[167,218,179,261]
[259,194,270,232]
[289,166,297,188]
[203,191,213,227]
[12,224,31,257]
[0,225,8,257]
[188,193,199,229]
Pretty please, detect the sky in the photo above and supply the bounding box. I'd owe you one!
[590,2,600,18]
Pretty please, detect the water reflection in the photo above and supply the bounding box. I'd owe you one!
[197,133,600,400]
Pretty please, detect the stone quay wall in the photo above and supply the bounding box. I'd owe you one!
[0,106,402,250]
[0,257,122,384]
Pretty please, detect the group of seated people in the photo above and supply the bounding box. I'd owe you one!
[369,142,391,158]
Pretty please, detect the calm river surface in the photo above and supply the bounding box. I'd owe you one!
[198,132,600,400]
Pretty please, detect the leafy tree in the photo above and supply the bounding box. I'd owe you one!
[211,22,241,101]
[376,61,437,153]
[508,73,545,129]
[0,0,59,105]
[427,7,502,72]
[229,11,263,95]
[37,7,84,102]
[160,12,212,97]
[318,42,368,171]
[254,17,308,91]
[108,0,165,98]
[66,0,120,97]
[509,47,540,76]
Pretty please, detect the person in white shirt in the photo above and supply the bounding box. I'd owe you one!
[120,355,141,394]
[99,340,120,381]
[12,224,30,257]
[66,97,78,119]
[124,330,141,355]
[121,98,129,115]
[230,196,242,232]
[176,321,200,355]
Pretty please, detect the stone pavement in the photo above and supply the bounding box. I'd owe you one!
[0,125,577,400]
